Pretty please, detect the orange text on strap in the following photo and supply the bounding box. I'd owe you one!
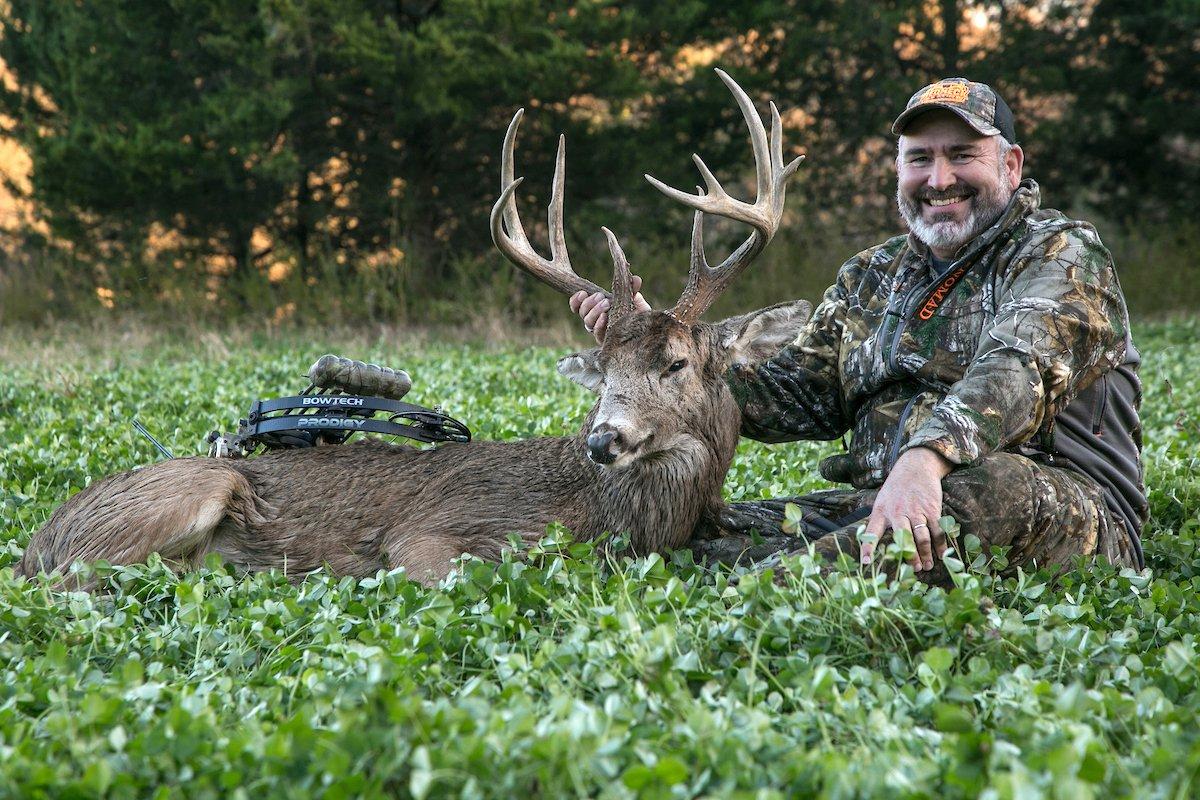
[917,264,968,321]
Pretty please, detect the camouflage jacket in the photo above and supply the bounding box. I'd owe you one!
[730,179,1148,555]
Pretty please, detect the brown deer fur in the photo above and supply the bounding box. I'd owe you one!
[19,304,810,587]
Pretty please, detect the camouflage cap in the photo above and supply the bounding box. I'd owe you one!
[891,78,1016,143]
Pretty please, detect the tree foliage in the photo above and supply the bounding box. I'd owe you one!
[1,1,1196,304]
[1,0,642,275]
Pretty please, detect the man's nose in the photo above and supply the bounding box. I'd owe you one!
[928,157,956,191]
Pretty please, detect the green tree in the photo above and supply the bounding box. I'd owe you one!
[0,0,643,287]
[2,0,1196,317]
[992,0,1200,223]
[1,1,295,269]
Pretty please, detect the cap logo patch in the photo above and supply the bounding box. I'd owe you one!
[918,83,970,106]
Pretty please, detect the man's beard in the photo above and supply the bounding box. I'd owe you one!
[897,176,1013,255]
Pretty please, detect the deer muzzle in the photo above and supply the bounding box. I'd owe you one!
[586,428,622,465]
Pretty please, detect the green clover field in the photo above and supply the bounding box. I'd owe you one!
[2,320,1199,799]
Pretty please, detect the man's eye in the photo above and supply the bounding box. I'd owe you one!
[910,156,929,165]
[667,359,688,373]
[952,153,973,163]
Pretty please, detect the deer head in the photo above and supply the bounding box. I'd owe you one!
[491,70,811,470]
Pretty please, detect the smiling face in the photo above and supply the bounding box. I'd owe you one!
[896,111,1023,260]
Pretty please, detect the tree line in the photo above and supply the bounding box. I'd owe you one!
[1,1,1197,319]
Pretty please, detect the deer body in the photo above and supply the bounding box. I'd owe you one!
[21,319,748,585]
[19,70,812,587]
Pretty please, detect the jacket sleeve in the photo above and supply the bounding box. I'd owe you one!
[727,261,855,444]
[903,225,1128,465]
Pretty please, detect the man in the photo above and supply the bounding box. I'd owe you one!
[570,78,1147,583]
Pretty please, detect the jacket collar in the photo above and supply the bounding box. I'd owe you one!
[905,178,1041,264]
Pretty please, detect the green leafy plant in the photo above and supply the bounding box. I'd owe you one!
[2,322,1199,798]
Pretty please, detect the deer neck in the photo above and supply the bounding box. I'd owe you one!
[568,390,740,553]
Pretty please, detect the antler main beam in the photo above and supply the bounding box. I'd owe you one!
[645,69,806,324]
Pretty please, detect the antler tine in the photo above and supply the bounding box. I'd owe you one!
[677,191,709,309]
[489,110,608,298]
[645,69,806,324]
[548,133,569,267]
[602,227,636,321]
[499,109,529,250]
[689,204,706,272]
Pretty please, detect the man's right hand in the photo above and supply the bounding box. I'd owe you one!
[569,275,649,344]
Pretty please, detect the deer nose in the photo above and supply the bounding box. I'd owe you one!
[587,428,622,464]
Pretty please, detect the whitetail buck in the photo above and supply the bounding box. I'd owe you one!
[19,71,811,587]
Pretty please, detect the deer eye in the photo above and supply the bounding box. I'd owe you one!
[666,359,688,374]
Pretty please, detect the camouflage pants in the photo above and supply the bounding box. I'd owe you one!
[690,452,1137,585]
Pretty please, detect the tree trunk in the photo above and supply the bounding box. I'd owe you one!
[941,0,959,75]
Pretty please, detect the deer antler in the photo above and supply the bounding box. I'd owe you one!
[645,69,806,324]
[491,110,637,314]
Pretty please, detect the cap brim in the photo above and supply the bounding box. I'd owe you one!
[891,104,1001,138]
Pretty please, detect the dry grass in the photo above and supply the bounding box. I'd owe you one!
[0,314,590,367]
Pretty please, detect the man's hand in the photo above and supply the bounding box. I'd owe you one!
[861,446,954,571]
[569,275,650,344]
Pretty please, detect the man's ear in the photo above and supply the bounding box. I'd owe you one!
[714,300,813,367]
[1006,143,1024,190]
[557,349,604,392]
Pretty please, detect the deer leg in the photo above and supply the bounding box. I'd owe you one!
[380,522,538,587]
[380,533,472,586]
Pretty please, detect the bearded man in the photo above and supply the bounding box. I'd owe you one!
[571,78,1147,584]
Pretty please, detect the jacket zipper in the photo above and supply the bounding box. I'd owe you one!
[886,393,923,472]
[1092,374,1108,436]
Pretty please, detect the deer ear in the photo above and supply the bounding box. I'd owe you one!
[557,349,604,392]
[715,300,813,366]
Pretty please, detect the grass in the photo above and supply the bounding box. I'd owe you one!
[5,214,1200,328]
[2,318,1200,798]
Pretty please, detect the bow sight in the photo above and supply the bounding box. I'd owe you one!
[205,354,471,458]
